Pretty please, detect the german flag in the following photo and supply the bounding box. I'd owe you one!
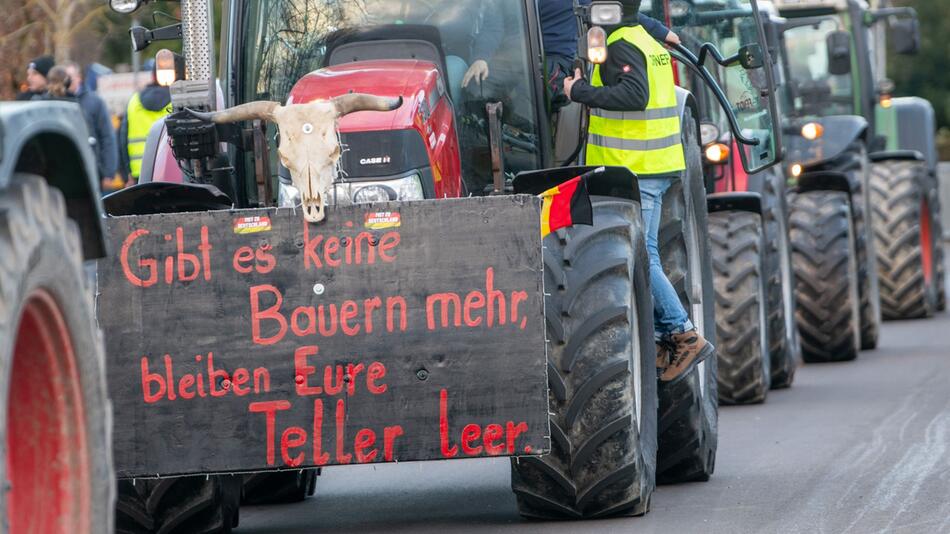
[540,175,594,237]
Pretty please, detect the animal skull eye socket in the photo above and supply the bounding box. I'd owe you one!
[302,123,314,134]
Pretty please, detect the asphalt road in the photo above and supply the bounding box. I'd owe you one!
[238,261,950,534]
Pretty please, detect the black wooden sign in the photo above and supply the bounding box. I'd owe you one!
[98,196,549,478]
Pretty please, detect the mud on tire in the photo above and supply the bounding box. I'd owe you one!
[510,197,658,519]
[709,211,770,405]
[750,168,800,388]
[832,141,880,349]
[789,191,861,362]
[116,475,242,534]
[870,160,942,319]
[0,175,114,534]
[655,106,718,484]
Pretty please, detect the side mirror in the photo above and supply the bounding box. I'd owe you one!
[826,31,852,76]
[738,43,765,70]
[891,18,921,55]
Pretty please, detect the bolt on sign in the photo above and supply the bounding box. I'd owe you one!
[97,196,549,478]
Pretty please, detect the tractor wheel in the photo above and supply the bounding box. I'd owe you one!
[752,168,800,388]
[656,106,718,484]
[242,469,318,505]
[0,175,114,534]
[870,160,941,319]
[709,211,770,405]
[510,196,658,519]
[789,191,861,362]
[832,141,880,349]
[115,475,242,534]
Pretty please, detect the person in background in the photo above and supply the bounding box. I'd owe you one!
[16,55,54,101]
[539,0,680,110]
[118,61,172,185]
[564,0,714,384]
[33,66,74,101]
[63,62,119,194]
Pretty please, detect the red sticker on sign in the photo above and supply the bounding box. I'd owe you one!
[365,212,402,230]
[233,216,272,234]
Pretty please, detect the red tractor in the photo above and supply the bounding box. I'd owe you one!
[100,0,782,531]
[0,102,113,534]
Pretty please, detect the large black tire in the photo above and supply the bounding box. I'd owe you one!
[242,469,318,505]
[510,197,658,519]
[789,191,861,362]
[832,141,880,349]
[116,475,242,534]
[0,175,114,534]
[655,106,718,484]
[750,168,800,388]
[870,160,942,319]
[709,211,770,405]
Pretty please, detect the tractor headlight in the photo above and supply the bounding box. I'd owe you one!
[110,0,142,14]
[353,185,394,204]
[587,27,609,65]
[790,163,804,178]
[337,173,425,206]
[589,2,623,26]
[800,122,824,141]
[278,173,426,209]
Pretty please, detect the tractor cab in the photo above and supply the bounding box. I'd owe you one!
[641,0,782,177]
[230,0,546,203]
[772,0,927,161]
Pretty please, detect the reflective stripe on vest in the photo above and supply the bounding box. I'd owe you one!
[586,25,686,176]
[126,92,171,178]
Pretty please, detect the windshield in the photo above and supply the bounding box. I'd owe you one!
[782,17,854,117]
[235,0,541,195]
[643,0,778,172]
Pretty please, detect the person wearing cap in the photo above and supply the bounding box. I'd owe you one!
[118,59,172,185]
[539,0,679,111]
[17,55,54,101]
[563,0,715,384]
[63,62,119,193]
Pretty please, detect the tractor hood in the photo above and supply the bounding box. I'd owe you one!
[288,60,440,134]
[784,115,868,170]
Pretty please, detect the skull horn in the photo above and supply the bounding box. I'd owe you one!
[332,93,404,117]
[184,101,281,124]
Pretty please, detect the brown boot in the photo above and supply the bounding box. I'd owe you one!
[659,330,715,385]
[656,341,671,378]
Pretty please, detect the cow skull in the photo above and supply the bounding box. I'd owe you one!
[188,94,403,223]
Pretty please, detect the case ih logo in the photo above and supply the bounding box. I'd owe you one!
[360,156,392,165]
[233,216,272,234]
[364,211,402,230]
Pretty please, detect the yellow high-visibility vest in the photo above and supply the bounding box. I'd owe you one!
[126,92,171,179]
[586,25,686,176]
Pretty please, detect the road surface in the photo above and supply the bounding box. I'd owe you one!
[238,261,950,534]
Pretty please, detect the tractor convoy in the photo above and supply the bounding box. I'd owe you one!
[0,0,943,532]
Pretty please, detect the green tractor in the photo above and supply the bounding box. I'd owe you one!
[776,0,946,330]
[774,0,945,341]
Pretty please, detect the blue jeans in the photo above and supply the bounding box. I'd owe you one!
[639,178,694,338]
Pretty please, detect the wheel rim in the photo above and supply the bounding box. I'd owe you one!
[922,199,934,286]
[7,290,91,534]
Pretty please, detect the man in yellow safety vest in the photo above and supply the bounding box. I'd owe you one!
[118,61,172,186]
[564,0,714,385]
